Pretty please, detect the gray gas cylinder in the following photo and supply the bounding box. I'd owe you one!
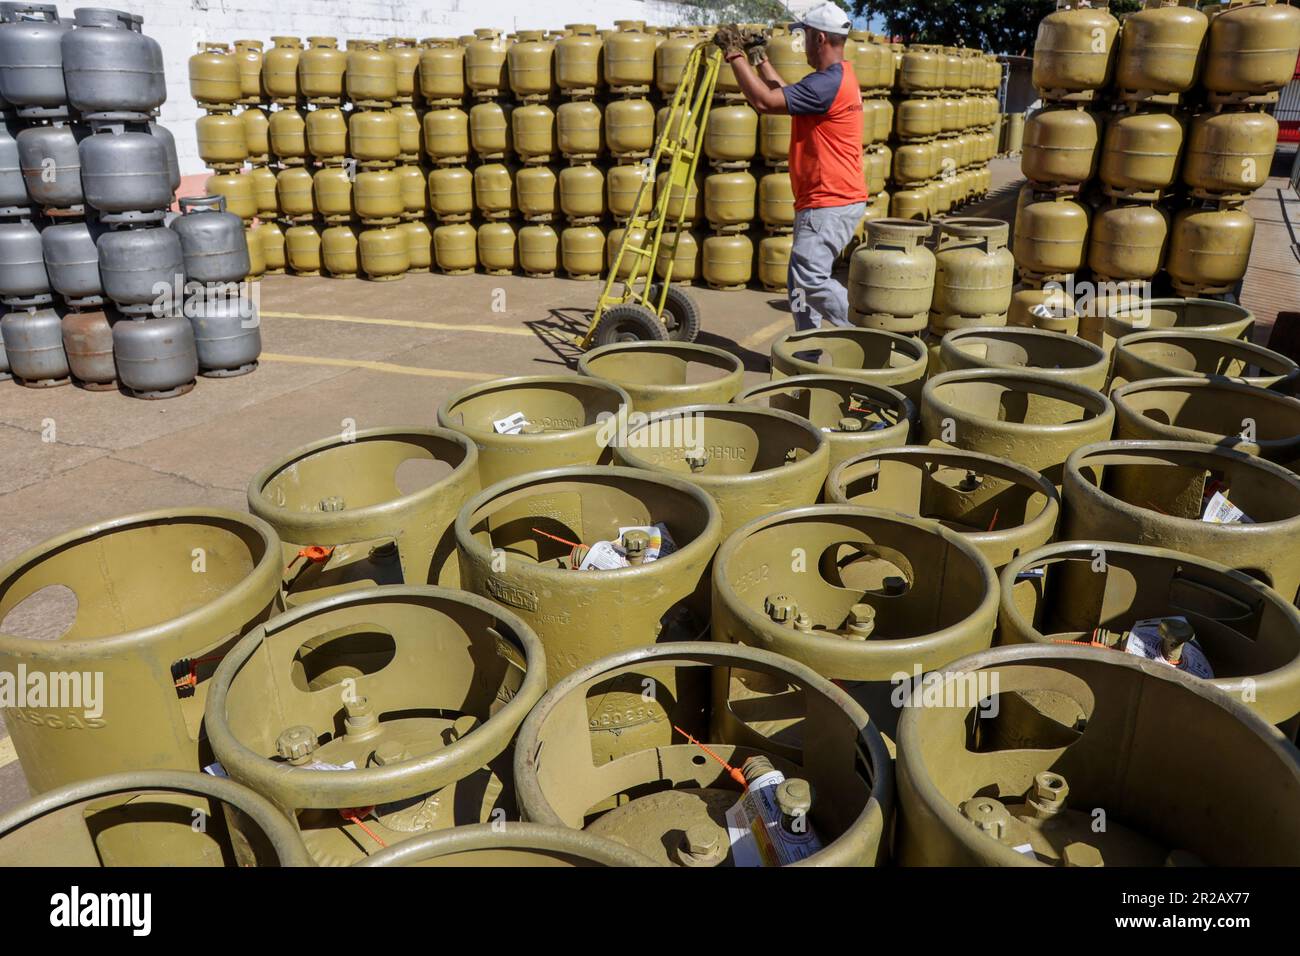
[42,219,102,306]
[0,3,70,120]
[62,7,166,122]
[170,195,251,284]
[61,306,115,389]
[16,121,82,211]
[0,304,69,386]
[113,314,198,399]
[80,123,172,223]
[190,286,260,377]
[0,115,33,215]
[0,219,51,305]
[97,224,184,316]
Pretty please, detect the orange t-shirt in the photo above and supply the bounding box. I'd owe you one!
[783,60,869,210]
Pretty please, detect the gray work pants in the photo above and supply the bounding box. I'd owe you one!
[787,202,867,337]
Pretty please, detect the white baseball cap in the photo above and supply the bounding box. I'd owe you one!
[796,1,853,37]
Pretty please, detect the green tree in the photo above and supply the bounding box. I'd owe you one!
[853,1,1141,56]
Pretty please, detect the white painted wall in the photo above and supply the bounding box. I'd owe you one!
[135,0,691,174]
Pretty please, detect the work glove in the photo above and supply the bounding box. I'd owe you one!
[712,23,745,60]
[743,28,768,67]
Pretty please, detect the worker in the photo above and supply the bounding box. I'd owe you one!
[715,4,868,336]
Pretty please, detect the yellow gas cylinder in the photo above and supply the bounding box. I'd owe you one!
[891,187,931,221]
[233,40,264,104]
[387,38,421,103]
[770,25,813,85]
[516,165,558,221]
[321,223,359,278]
[349,110,400,167]
[893,142,939,186]
[513,104,557,165]
[606,225,647,279]
[299,37,347,104]
[466,29,509,98]
[284,222,321,275]
[240,107,270,164]
[1008,283,1080,335]
[434,222,478,274]
[1167,204,1256,295]
[1088,201,1169,282]
[345,43,397,107]
[861,99,894,146]
[656,102,700,148]
[428,166,474,222]
[1032,2,1120,100]
[931,217,1016,331]
[197,113,249,169]
[423,107,469,164]
[190,43,241,111]
[263,36,303,104]
[901,43,945,94]
[242,223,265,281]
[555,24,603,97]
[557,100,603,161]
[253,220,285,275]
[1115,2,1207,102]
[268,107,307,165]
[1021,106,1101,186]
[896,97,944,141]
[419,40,465,104]
[248,165,278,219]
[561,224,605,279]
[276,166,314,220]
[305,107,348,164]
[758,172,794,232]
[606,98,656,159]
[1099,108,1185,199]
[559,164,606,221]
[1183,109,1278,201]
[519,223,559,277]
[656,167,700,224]
[760,113,791,167]
[702,232,754,290]
[206,171,257,221]
[864,145,891,196]
[469,101,512,159]
[478,221,518,275]
[656,30,697,97]
[607,163,654,221]
[705,103,758,168]
[353,169,402,225]
[704,170,756,232]
[933,177,953,216]
[1013,188,1090,280]
[1202,0,1300,105]
[605,20,656,93]
[313,166,353,223]
[399,220,433,272]
[654,229,700,283]
[508,30,555,101]
[474,163,515,220]
[757,233,792,292]
[358,226,409,281]
[391,104,421,161]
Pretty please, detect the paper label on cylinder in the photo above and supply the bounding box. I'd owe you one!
[493,412,529,435]
[725,769,822,867]
[1123,617,1214,680]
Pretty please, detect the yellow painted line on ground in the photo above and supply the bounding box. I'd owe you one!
[0,736,15,770]
[259,353,497,381]
[260,310,536,337]
[743,315,792,348]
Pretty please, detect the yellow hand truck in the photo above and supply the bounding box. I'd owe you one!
[577,42,724,349]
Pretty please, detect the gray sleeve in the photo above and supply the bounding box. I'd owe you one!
[781,64,841,116]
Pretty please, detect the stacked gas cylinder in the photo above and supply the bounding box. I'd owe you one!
[1015,0,1300,341]
[201,24,1000,287]
[0,4,194,395]
[887,43,1002,221]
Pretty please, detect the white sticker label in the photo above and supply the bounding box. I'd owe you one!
[202,762,228,777]
[1012,842,1037,859]
[578,539,630,571]
[1124,616,1214,680]
[303,759,358,772]
[1202,490,1253,525]
[493,412,529,435]
[724,770,822,867]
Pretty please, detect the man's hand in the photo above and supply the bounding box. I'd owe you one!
[712,23,745,59]
[743,28,768,68]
